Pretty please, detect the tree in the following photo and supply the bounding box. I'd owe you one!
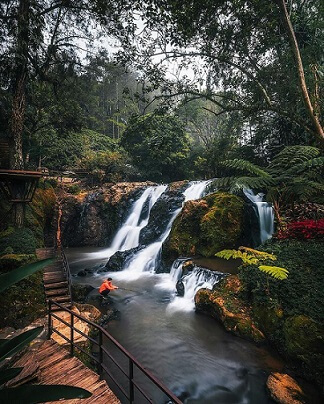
[0,0,136,170]
[121,0,323,146]
[121,113,190,182]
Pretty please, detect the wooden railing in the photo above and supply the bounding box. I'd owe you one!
[48,300,182,404]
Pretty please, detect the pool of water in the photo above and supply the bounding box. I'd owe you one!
[66,247,283,403]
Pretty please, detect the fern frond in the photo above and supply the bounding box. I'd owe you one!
[238,247,277,261]
[269,146,320,173]
[212,177,236,190]
[231,176,275,191]
[221,159,271,178]
[215,249,259,265]
[286,157,324,175]
[258,265,289,280]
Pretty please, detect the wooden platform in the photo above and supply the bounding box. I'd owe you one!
[10,339,120,403]
[36,248,72,310]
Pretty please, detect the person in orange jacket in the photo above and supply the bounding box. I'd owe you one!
[99,277,119,298]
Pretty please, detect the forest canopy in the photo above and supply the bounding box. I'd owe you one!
[0,0,323,183]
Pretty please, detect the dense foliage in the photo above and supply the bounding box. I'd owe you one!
[121,113,190,182]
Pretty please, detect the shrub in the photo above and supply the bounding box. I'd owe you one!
[277,219,324,240]
[0,228,38,254]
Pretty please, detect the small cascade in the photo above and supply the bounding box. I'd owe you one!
[92,185,166,259]
[168,267,223,312]
[113,180,211,280]
[244,188,274,244]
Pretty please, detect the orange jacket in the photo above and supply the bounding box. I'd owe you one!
[99,280,118,293]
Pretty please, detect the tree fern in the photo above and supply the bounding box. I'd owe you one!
[258,265,289,280]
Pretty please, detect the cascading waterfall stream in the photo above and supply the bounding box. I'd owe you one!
[91,185,166,259]
[244,188,274,244]
[167,267,223,312]
[112,180,212,281]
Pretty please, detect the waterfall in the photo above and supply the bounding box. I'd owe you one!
[91,185,166,258]
[167,267,223,312]
[113,180,211,280]
[243,188,274,244]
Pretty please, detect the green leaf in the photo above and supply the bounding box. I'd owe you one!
[258,265,289,280]
[0,327,43,362]
[0,384,92,403]
[0,368,23,385]
[0,258,53,293]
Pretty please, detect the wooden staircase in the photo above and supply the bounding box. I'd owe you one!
[37,248,72,310]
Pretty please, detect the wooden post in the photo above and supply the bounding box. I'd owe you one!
[47,300,52,340]
[98,332,103,378]
[129,358,134,403]
[70,313,74,357]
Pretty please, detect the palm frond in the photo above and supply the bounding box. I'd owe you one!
[258,265,289,280]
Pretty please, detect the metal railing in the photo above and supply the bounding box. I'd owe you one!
[48,300,182,404]
[60,248,72,303]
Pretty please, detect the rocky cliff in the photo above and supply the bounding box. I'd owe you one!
[60,182,156,247]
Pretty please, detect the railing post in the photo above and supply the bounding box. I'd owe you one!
[47,300,52,339]
[70,312,74,356]
[98,331,103,379]
[129,358,134,403]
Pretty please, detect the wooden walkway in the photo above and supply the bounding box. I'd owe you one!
[9,339,120,403]
[37,248,72,310]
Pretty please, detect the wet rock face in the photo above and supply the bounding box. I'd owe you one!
[266,373,306,404]
[162,192,245,261]
[139,182,188,245]
[105,246,141,271]
[61,182,152,247]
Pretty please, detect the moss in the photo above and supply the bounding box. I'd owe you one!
[238,239,324,386]
[283,315,324,386]
[195,275,265,343]
[164,192,244,259]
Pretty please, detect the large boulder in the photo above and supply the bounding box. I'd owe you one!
[195,275,265,343]
[163,192,245,261]
[266,373,306,404]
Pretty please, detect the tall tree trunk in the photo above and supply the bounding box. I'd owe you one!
[9,0,30,227]
[276,0,324,142]
[9,0,30,170]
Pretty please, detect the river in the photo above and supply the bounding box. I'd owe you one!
[67,247,282,404]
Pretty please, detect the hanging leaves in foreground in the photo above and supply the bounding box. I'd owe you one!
[0,384,92,403]
[0,327,43,362]
[0,258,53,292]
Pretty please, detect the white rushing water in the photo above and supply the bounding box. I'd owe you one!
[91,185,166,259]
[167,267,222,313]
[243,188,274,244]
[113,180,211,281]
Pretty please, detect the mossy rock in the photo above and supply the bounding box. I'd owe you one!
[195,275,265,343]
[283,315,324,386]
[163,192,244,259]
[253,304,284,339]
